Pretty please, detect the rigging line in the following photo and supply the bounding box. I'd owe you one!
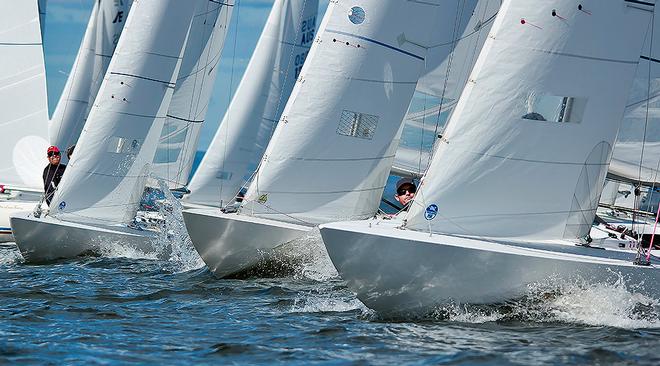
[252,0,311,208]
[635,11,655,232]
[172,1,225,187]
[429,0,467,166]
[219,0,241,207]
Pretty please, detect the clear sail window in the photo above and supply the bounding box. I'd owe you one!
[216,171,233,180]
[337,110,379,140]
[522,93,587,123]
[107,137,143,155]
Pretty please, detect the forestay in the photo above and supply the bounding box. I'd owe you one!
[609,9,660,186]
[50,0,132,159]
[51,0,196,225]
[392,0,499,178]
[0,0,49,191]
[242,0,453,225]
[151,0,234,189]
[185,0,318,206]
[406,0,653,240]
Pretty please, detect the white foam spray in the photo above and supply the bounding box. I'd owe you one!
[0,243,24,265]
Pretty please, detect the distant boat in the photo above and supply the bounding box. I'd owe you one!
[183,0,476,278]
[321,0,658,316]
[0,0,49,242]
[10,0,197,262]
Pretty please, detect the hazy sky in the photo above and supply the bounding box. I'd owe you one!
[43,0,329,151]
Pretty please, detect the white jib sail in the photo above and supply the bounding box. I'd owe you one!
[392,0,500,177]
[609,8,660,186]
[405,0,653,240]
[241,0,455,226]
[185,0,318,206]
[49,0,132,158]
[151,0,235,189]
[51,0,196,225]
[0,0,49,191]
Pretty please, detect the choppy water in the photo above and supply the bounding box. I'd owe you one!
[2,232,660,365]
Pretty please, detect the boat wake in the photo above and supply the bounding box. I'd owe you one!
[153,179,204,273]
[0,243,23,265]
[425,274,660,329]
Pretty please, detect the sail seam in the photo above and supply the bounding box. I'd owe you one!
[325,29,424,61]
[529,48,639,65]
[261,185,386,195]
[286,154,396,162]
[166,114,204,124]
[109,72,176,87]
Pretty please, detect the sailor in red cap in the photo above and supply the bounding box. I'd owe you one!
[43,146,66,206]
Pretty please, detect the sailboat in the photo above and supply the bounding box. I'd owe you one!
[320,0,659,316]
[0,0,49,242]
[10,0,197,263]
[151,1,234,191]
[183,0,476,277]
[50,0,132,161]
[184,0,318,208]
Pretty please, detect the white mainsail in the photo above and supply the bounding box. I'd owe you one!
[49,0,132,157]
[392,0,500,177]
[151,0,235,189]
[0,0,49,191]
[241,0,466,225]
[405,0,653,240]
[185,0,318,206]
[609,10,660,186]
[50,0,196,225]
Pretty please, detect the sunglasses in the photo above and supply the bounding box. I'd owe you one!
[397,185,416,195]
[47,151,61,157]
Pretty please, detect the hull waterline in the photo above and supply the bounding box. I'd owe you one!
[320,220,660,316]
[183,208,311,277]
[11,211,161,263]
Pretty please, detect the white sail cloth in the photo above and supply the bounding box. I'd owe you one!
[185,0,318,206]
[0,0,49,191]
[242,0,463,225]
[392,0,500,178]
[609,9,660,186]
[151,0,234,189]
[49,0,132,158]
[405,0,653,240]
[51,0,196,225]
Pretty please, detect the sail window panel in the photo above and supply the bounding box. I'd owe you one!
[153,147,181,164]
[337,110,379,140]
[106,136,143,155]
[215,171,233,180]
[521,94,587,123]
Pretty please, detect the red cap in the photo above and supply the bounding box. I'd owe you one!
[47,146,60,154]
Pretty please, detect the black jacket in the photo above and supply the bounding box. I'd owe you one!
[42,163,66,205]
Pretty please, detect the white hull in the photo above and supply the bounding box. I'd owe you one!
[320,219,660,316]
[183,207,311,277]
[11,211,160,263]
[0,193,41,242]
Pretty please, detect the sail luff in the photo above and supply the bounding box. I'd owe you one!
[151,0,235,189]
[185,0,319,207]
[0,0,49,190]
[405,0,654,240]
[51,0,196,225]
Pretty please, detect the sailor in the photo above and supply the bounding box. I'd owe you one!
[42,146,66,206]
[394,177,416,211]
